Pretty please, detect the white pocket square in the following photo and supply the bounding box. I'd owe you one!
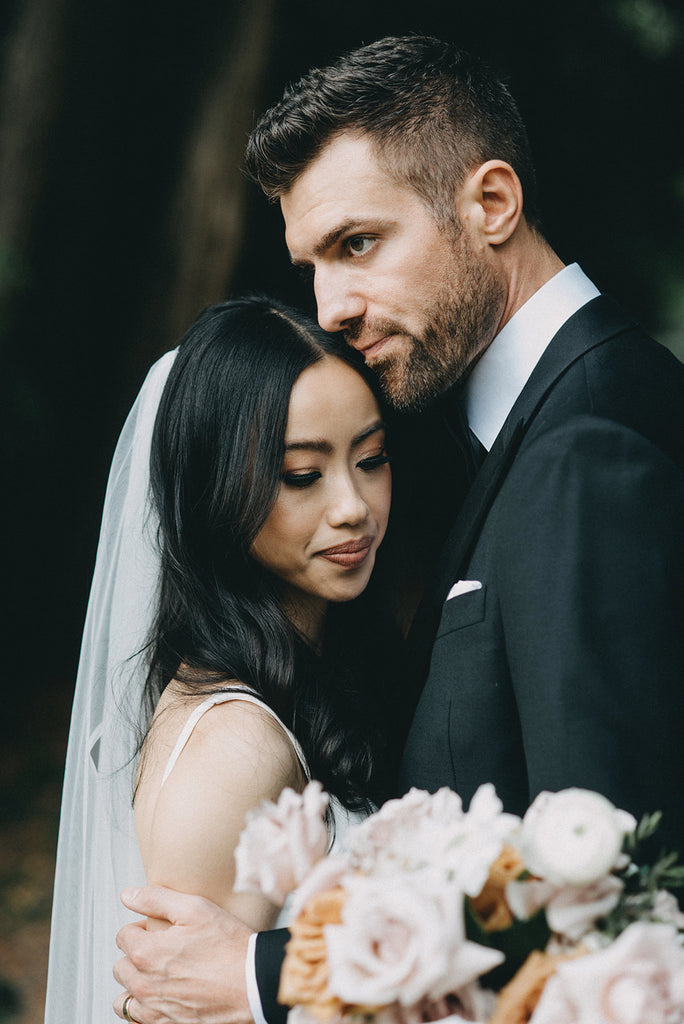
[447,579,482,600]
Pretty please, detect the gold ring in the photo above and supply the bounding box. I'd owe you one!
[122,994,138,1023]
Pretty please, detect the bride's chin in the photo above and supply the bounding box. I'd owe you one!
[325,573,375,605]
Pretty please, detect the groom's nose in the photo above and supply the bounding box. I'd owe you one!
[314,268,366,334]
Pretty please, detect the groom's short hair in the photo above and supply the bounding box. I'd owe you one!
[245,35,541,231]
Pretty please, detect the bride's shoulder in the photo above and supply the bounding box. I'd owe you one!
[148,683,304,800]
[190,691,301,773]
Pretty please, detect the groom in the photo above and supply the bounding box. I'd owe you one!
[114,36,684,1024]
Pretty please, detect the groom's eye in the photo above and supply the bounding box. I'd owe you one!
[347,236,374,256]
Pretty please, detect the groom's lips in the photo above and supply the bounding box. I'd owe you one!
[351,334,395,363]
[317,536,374,568]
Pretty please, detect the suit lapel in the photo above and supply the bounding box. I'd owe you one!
[406,295,636,668]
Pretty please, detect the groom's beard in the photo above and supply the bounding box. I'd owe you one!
[345,235,505,412]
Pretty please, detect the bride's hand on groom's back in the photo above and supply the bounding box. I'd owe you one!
[113,885,254,1024]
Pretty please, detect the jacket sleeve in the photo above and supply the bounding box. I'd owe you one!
[494,414,684,852]
[254,928,290,1024]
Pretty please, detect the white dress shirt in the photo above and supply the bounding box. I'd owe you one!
[246,932,268,1024]
[465,264,600,451]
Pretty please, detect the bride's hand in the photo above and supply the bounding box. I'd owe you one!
[113,885,254,1024]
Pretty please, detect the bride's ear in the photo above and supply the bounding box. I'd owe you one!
[457,160,523,246]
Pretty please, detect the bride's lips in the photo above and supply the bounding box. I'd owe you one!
[317,536,374,568]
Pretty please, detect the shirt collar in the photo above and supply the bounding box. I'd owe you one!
[464,264,600,451]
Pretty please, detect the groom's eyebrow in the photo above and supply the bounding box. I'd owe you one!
[311,219,364,258]
[289,218,387,266]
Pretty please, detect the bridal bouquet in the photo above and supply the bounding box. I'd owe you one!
[234,783,684,1024]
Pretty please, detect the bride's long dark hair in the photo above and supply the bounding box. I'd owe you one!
[141,295,400,808]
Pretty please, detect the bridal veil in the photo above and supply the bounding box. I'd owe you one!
[45,350,177,1023]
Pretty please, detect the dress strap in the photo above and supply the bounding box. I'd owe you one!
[160,687,310,788]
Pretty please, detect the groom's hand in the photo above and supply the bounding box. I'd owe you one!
[113,885,254,1024]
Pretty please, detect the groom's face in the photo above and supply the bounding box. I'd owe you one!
[281,132,505,411]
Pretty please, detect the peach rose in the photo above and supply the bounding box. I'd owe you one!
[234,781,329,906]
[489,949,585,1024]
[470,844,525,932]
[278,886,348,1020]
[290,853,351,920]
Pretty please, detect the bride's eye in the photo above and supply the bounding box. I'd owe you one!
[358,452,391,472]
[282,471,321,489]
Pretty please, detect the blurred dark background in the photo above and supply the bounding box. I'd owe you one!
[0,0,682,1018]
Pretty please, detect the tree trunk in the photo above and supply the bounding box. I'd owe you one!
[163,0,277,341]
[0,0,69,286]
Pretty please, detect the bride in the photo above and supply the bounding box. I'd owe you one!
[45,296,402,1023]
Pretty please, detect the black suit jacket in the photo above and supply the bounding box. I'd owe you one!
[256,296,684,1017]
[400,295,684,851]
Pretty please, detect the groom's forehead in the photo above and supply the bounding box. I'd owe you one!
[282,134,394,209]
[280,135,413,254]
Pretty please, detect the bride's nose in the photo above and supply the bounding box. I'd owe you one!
[326,473,369,527]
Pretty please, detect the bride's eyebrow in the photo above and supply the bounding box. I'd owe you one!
[351,421,386,447]
[283,422,385,455]
[284,439,332,454]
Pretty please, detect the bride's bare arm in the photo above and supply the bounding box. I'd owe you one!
[136,698,304,932]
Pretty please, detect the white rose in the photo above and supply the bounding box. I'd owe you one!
[518,789,636,887]
[234,781,329,905]
[529,922,684,1024]
[325,874,503,1008]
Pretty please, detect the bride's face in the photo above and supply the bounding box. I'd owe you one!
[250,355,391,636]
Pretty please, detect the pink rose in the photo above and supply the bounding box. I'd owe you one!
[507,875,624,942]
[372,1003,491,1024]
[544,875,624,941]
[325,874,503,1008]
[652,889,684,930]
[529,922,684,1024]
[345,788,461,863]
[234,781,329,905]
[345,785,519,899]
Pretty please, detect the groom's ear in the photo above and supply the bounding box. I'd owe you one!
[457,160,523,246]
